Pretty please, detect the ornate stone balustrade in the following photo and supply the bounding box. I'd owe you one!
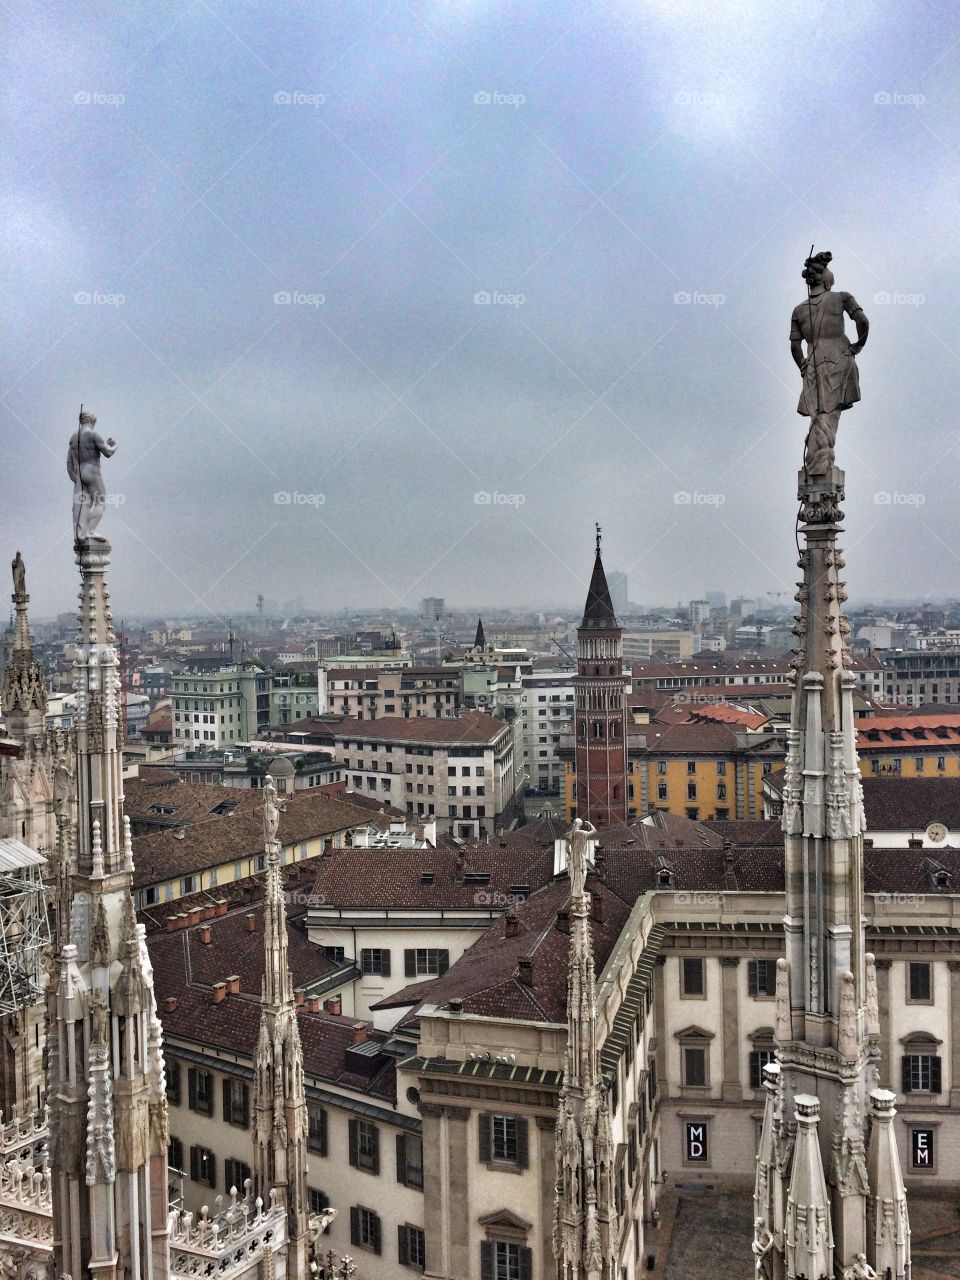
[0,1109,47,1162]
[168,1183,288,1279]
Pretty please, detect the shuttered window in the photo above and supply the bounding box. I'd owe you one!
[187,1068,214,1116]
[396,1133,424,1188]
[480,1241,533,1280]
[307,1102,328,1155]
[478,1114,528,1168]
[350,1206,382,1254]
[349,1118,380,1173]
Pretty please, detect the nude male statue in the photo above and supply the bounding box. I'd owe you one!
[67,409,117,542]
[790,251,869,475]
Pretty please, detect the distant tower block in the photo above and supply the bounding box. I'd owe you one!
[573,526,629,828]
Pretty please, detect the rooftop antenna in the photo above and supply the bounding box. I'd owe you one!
[595,522,602,555]
[256,593,264,634]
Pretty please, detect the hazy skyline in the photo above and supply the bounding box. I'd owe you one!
[5,2,960,628]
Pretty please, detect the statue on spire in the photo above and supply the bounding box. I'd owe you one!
[67,408,117,543]
[11,551,25,597]
[790,251,869,475]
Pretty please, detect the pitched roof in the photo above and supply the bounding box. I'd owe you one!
[581,549,618,630]
[288,711,507,747]
[858,776,960,832]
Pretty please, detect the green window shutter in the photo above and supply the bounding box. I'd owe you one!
[398,1224,408,1265]
[519,1245,533,1280]
[480,1241,494,1280]
[348,1118,359,1167]
[931,1056,943,1093]
[405,950,416,977]
[478,1113,491,1163]
[350,1206,360,1247]
[371,1124,380,1175]
[382,950,392,977]
[516,1117,529,1169]
[396,1133,407,1185]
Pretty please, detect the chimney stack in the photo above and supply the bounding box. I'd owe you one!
[165,916,179,933]
[555,909,570,934]
[199,925,212,945]
[164,996,178,1013]
[306,995,321,1013]
[352,1022,368,1045]
[211,982,226,1004]
[504,911,520,937]
[447,998,464,1013]
[245,912,257,933]
[517,956,533,986]
[324,995,342,1016]
[295,988,305,1006]
[226,974,240,994]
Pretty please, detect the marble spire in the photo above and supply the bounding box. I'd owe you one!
[253,777,311,1278]
[753,259,909,1279]
[553,819,616,1280]
[48,426,171,1280]
[3,552,47,739]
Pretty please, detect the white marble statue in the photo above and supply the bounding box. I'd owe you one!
[67,409,117,542]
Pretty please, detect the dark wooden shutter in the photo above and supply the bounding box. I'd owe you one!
[749,1052,760,1090]
[371,1124,380,1175]
[480,1241,494,1280]
[396,1134,407,1185]
[438,950,450,975]
[747,962,758,998]
[405,949,416,977]
[398,1224,409,1265]
[931,1056,942,1093]
[371,1212,382,1255]
[189,1146,198,1181]
[381,949,391,977]
[188,1068,198,1110]
[350,1206,360,1247]
[348,1118,359,1167]
[478,1113,491,1163]
[222,1078,230,1122]
[516,1117,529,1168]
[901,1056,911,1093]
[207,1153,216,1188]
[320,1106,328,1156]
[519,1245,533,1280]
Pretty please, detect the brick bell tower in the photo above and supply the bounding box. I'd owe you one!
[573,525,629,828]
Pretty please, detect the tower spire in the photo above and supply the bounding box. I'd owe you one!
[473,615,486,652]
[253,776,311,1277]
[553,819,616,1280]
[49,484,171,1280]
[2,551,47,739]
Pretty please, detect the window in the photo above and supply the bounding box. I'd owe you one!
[321,945,345,964]
[902,1050,942,1094]
[188,1068,214,1116]
[908,962,932,1002]
[190,1145,216,1187]
[168,1136,184,1172]
[749,1048,778,1089]
[166,1061,181,1106]
[404,949,450,977]
[350,1206,382,1254]
[683,1046,707,1087]
[479,1113,528,1167]
[480,1241,533,1280]
[657,783,668,801]
[747,959,776,998]
[681,957,705,997]
[361,948,392,977]
[349,1118,380,1173]
[224,1157,251,1192]
[686,760,696,775]
[657,760,666,775]
[399,1223,427,1271]
[686,782,697,800]
[222,1078,249,1127]
[716,783,727,801]
[396,1133,423,1188]
[307,1102,328,1155]
[716,760,726,776]
[309,1187,332,1225]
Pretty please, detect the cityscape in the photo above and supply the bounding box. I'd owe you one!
[4,4,960,1280]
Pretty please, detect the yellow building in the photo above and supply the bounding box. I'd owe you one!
[856,712,960,779]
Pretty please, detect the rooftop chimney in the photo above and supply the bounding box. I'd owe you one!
[189,907,202,926]
[245,912,257,932]
[352,1022,368,1045]
[295,988,305,1006]
[202,905,217,921]
[225,974,240,994]
[164,996,178,1013]
[447,998,464,1013]
[211,982,226,1004]
[165,916,180,933]
[306,995,321,1013]
[215,898,229,916]
[517,956,533,986]
[199,925,212,945]
[504,911,520,937]
[324,995,342,1016]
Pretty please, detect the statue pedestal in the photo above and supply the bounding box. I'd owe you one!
[798,466,845,527]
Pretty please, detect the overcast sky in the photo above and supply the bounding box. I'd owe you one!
[4,1,960,623]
